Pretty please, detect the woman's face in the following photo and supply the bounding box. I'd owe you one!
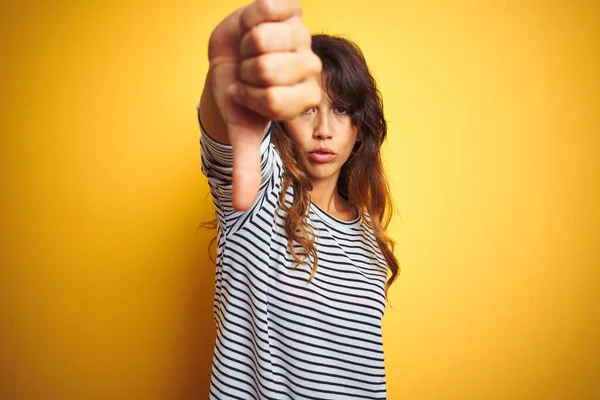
[283,86,360,186]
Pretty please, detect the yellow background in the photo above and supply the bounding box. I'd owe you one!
[1,0,598,398]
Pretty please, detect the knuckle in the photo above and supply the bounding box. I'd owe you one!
[297,25,311,45]
[292,23,311,49]
[290,27,303,49]
[257,0,275,20]
[309,83,321,103]
[250,26,266,53]
[301,26,311,43]
[283,27,294,50]
[291,0,302,16]
[310,89,321,106]
[263,88,281,116]
[255,55,273,83]
[311,54,322,75]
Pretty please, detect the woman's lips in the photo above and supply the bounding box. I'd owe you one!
[309,152,334,163]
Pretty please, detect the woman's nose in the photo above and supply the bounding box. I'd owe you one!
[314,130,333,140]
[313,115,333,140]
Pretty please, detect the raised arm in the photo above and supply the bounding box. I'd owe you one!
[198,0,322,211]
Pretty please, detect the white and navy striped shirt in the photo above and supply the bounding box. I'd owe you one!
[199,115,389,399]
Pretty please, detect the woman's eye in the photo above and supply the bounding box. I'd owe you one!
[303,107,316,114]
[335,106,349,115]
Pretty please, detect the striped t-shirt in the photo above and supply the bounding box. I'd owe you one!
[199,115,389,399]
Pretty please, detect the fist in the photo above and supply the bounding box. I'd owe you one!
[208,0,322,211]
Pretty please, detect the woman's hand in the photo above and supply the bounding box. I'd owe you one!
[206,0,322,211]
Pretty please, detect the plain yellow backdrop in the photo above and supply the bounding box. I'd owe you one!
[1,0,598,398]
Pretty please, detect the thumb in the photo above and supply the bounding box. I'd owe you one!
[228,122,268,211]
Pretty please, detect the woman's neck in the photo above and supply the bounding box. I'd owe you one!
[309,178,356,221]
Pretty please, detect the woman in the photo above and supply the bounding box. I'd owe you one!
[198,0,399,398]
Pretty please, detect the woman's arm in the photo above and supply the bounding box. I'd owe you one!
[198,0,322,211]
[199,71,228,144]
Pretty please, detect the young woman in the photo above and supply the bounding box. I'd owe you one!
[198,0,399,398]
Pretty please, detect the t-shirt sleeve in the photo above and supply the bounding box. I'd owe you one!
[197,102,279,234]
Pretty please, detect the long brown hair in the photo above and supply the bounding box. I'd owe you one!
[200,34,400,300]
[271,34,400,299]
